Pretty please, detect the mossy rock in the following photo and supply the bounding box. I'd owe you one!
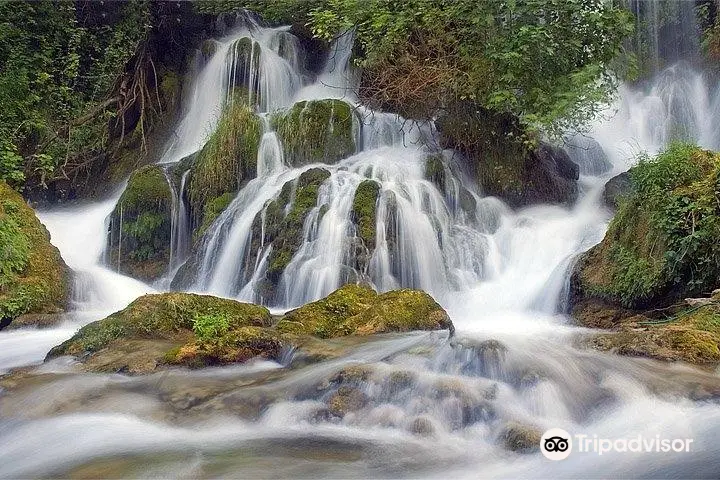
[226,37,262,106]
[168,326,285,367]
[351,180,380,251]
[277,284,378,338]
[107,165,173,281]
[436,104,578,208]
[0,181,69,328]
[265,168,331,287]
[272,99,356,167]
[48,292,272,359]
[499,422,542,453]
[347,289,453,335]
[572,144,720,310]
[276,284,453,339]
[588,302,720,366]
[425,154,446,191]
[188,99,262,232]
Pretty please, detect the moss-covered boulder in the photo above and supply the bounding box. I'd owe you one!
[436,104,579,208]
[587,302,720,366]
[277,284,378,338]
[351,180,380,251]
[272,99,356,167]
[425,154,446,191]
[276,284,453,338]
[0,181,69,328]
[265,167,330,285]
[188,99,262,236]
[48,292,273,373]
[226,37,261,106]
[572,144,720,310]
[107,165,172,281]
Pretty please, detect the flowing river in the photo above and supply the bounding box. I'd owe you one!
[1,11,720,479]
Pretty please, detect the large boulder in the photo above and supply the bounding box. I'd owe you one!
[572,144,720,311]
[276,284,453,338]
[107,165,173,281]
[272,99,356,167]
[435,103,579,208]
[0,181,69,329]
[48,292,274,373]
[602,171,632,209]
[564,135,612,176]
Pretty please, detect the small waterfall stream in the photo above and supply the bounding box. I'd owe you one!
[1,9,720,478]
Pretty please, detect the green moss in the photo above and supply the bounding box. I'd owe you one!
[171,326,285,367]
[49,292,272,357]
[107,165,173,281]
[0,181,68,324]
[188,99,262,226]
[277,284,378,338]
[276,284,453,338]
[425,154,446,190]
[346,289,453,335]
[272,99,356,166]
[265,168,330,283]
[195,192,234,241]
[351,180,380,250]
[578,143,720,308]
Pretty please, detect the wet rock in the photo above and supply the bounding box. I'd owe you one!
[500,422,542,453]
[603,171,632,209]
[564,135,612,176]
[327,386,368,417]
[0,180,69,328]
[408,416,436,437]
[272,99,356,167]
[5,313,66,330]
[105,165,173,281]
[351,179,380,252]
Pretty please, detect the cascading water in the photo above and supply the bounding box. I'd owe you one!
[2,9,720,479]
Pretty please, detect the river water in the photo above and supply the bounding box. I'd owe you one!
[1,12,720,479]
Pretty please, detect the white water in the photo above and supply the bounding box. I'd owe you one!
[2,10,720,479]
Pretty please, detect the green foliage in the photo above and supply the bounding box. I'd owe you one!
[189,98,262,219]
[307,0,633,137]
[192,313,232,342]
[351,180,380,250]
[271,99,356,166]
[0,1,150,189]
[0,200,30,285]
[580,143,720,307]
[196,192,234,241]
[0,181,68,322]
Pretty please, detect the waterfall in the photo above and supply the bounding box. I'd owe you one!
[4,8,720,479]
[166,167,191,275]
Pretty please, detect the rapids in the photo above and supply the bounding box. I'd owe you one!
[1,10,720,479]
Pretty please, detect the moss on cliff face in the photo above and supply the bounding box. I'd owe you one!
[265,168,330,284]
[107,165,172,281]
[188,99,262,230]
[351,180,380,251]
[272,99,356,166]
[0,181,69,327]
[574,144,720,309]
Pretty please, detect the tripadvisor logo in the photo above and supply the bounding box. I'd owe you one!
[540,428,572,461]
[540,428,694,460]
